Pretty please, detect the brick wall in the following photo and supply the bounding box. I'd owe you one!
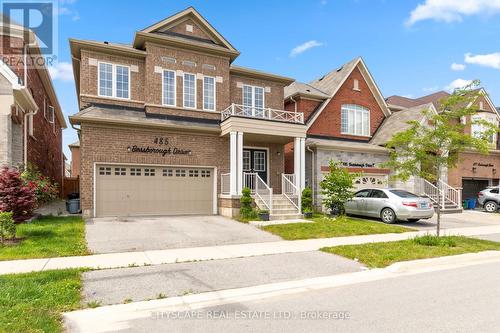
[1,35,64,189]
[307,66,386,140]
[70,146,80,177]
[166,18,212,41]
[447,151,500,188]
[285,98,322,122]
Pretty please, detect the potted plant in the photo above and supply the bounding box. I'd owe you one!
[303,207,313,219]
[258,209,270,221]
[301,187,313,218]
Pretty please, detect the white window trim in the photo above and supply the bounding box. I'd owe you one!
[97,61,131,100]
[183,72,197,109]
[341,104,371,137]
[202,75,216,111]
[162,69,177,107]
[45,105,55,124]
[242,84,265,109]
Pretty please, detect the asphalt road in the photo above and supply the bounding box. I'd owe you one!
[83,251,362,305]
[120,261,500,333]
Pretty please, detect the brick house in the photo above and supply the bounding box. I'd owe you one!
[69,7,306,219]
[0,19,67,189]
[68,140,80,177]
[284,57,393,208]
[386,90,500,202]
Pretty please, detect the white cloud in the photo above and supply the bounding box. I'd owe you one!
[48,62,74,82]
[289,40,323,57]
[465,52,500,69]
[444,78,473,92]
[406,0,500,26]
[451,63,466,71]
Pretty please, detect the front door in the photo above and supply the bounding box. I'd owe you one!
[243,148,268,184]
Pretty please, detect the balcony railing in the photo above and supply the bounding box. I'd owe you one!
[221,103,304,124]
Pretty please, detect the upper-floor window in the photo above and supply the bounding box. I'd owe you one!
[242,85,264,117]
[471,115,496,145]
[98,62,130,99]
[162,70,176,106]
[341,104,370,137]
[203,76,215,111]
[45,105,54,123]
[183,73,196,108]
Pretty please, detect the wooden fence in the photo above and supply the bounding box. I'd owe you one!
[62,177,80,198]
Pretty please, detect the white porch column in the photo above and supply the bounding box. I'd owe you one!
[294,137,301,190]
[229,131,237,195]
[300,138,306,190]
[236,132,244,195]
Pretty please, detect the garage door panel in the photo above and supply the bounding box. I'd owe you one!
[96,165,213,217]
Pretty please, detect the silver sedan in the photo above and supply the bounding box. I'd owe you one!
[345,188,434,224]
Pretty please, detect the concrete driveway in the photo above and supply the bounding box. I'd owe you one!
[394,210,500,230]
[85,215,280,254]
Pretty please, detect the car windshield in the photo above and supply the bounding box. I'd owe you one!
[390,190,419,198]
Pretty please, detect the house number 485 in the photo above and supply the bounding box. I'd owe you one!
[153,137,169,145]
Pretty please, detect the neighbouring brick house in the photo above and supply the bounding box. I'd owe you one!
[386,90,500,201]
[284,57,393,208]
[0,19,67,189]
[68,140,80,177]
[69,7,306,219]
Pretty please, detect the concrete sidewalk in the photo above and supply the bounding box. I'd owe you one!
[3,225,500,275]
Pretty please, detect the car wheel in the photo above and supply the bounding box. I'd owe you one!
[407,219,420,223]
[484,201,498,213]
[381,208,396,224]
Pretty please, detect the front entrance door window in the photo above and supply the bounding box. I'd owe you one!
[243,148,268,185]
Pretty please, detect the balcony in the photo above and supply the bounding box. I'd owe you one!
[221,104,304,124]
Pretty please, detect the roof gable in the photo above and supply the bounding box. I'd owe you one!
[140,7,237,52]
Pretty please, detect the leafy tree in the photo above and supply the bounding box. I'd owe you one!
[384,81,498,236]
[301,187,313,213]
[0,212,15,244]
[320,161,358,215]
[0,167,36,222]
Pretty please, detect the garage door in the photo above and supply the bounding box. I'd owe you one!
[462,178,490,200]
[353,175,388,190]
[96,165,214,217]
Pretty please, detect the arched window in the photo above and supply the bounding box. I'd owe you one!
[341,104,370,136]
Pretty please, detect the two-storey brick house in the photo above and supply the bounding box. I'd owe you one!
[0,19,67,189]
[284,57,393,208]
[69,7,307,218]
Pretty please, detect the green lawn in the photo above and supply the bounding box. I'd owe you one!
[0,216,88,261]
[322,235,500,268]
[262,215,415,240]
[0,269,83,333]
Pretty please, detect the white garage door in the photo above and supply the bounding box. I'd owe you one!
[353,174,388,190]
[96,165,214,217]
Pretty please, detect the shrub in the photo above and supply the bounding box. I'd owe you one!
[320,160,358,215]
[0,212,15,244]
[0,166,36,222]
[413,234,457,247]
[301,187,313,213]
[239,187,255,219]
[21,164,59,205]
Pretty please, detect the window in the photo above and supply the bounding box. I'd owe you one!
[176,169,186,177]
[254,151,266,172]
[389,190,419,198]
[183,73,196,108]
[114,167,126,176]
[163,70,176,106]
[203,76,215,110]
[341,104,370,136]
[242,85,265,117]
[369,190,388,199]
[163,169,173,177]
[189,169,199,177]
[99,167,111,176]
[45,105,54,123]
[243,151,251,171]
[98,62,130,99]
[144,168,156,176]
[354,189,371,198]
[490,188,499,194]
[472,115,496,144]
[130,168,142,176]
[201,170,211,178]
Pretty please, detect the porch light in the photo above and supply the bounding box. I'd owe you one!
[472,167,477,173]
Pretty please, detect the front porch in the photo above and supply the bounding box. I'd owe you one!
[218,104,307,219]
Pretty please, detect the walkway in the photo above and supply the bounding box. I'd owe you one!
[3,225,500,275]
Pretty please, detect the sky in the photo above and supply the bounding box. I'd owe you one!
[44,0,500,159]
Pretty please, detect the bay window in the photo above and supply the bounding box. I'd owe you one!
[98,62,130,99]
[203,76,215,110]
[242,85,265,117]
[162,70,176,106]
[183,73,196,108]
[341,104,370,136]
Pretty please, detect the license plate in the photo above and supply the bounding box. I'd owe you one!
[420,203,428,208]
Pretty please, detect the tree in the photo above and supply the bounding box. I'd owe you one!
[301,187,313,213]
[384,81,498,236]
[239,187,254,219]
[320,161,358,215]
[0,167,36,222]
[0,212,15,244]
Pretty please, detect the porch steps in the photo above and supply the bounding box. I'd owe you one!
[254,194,303,221]
[425,195,463,214]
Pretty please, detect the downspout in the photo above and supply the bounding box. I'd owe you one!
[23,106,39,167]
[306,144,315,206]
[290,95,298,113]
